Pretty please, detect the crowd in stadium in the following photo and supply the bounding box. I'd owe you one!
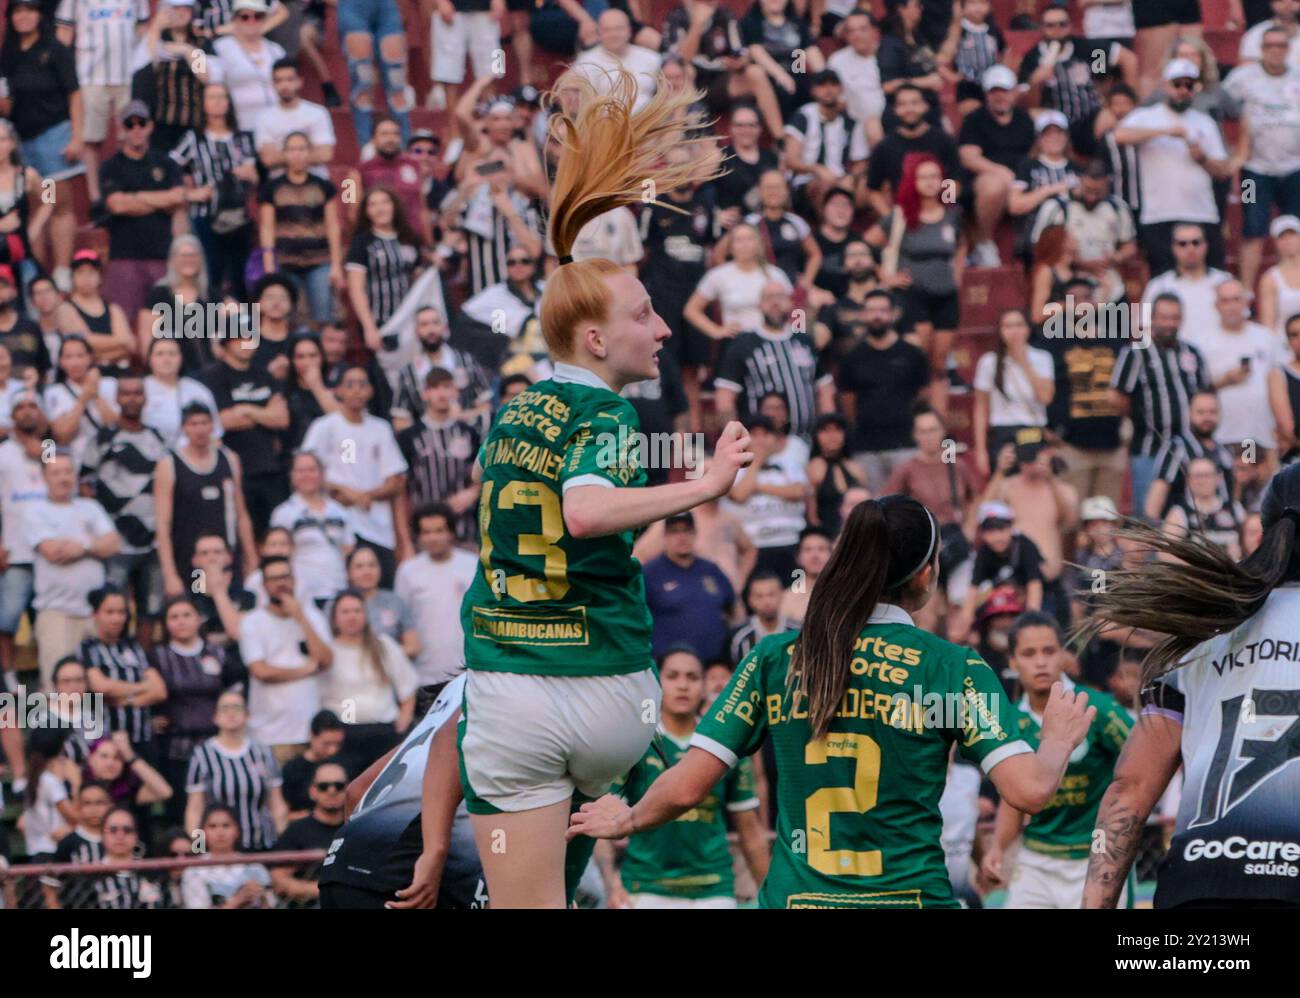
[0,0,1294,909]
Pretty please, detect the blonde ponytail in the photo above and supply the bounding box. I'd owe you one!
[540,69,725,358]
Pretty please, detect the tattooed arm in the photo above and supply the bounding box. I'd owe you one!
[1083,713,1183,908]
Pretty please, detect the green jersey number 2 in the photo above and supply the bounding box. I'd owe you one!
[805,733,883,876]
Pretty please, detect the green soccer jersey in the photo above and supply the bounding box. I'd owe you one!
[692,605,1031,909]
[1014,683,1131,861]
[461,366,654,677]
[617,730,759,900]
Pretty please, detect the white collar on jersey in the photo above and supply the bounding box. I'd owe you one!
[1019,674,1076,723]
[867,603,914,627]
[553,362,614,393]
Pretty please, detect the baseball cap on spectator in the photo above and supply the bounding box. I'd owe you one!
[665,512,695,531]
[513,85,541,107]
[0,265,14,286]
[72,249,102,269]
[9,389,44,416]
[1015,425,1045,463]
[1035,110,1069,134]
[976,586,1025,624]
[978,501,1015,530]
[407,129,440,149]
[1271,215,1300,239]
[1080,496,1119,522]
[1163,58,1200,82]
[164,0,196,6]
[120,100,152,125]
[233,0,272,11]
[982,65,1017,92]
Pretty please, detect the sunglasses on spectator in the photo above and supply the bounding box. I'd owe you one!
[1175,238,1204,247]
[237,11,266,20]
[408,145,438,156]
[507,257,535,266]
[124,118,150,130]
[315,781,346,791]
[1043,18,1070,27]
[1169,79,1196,90]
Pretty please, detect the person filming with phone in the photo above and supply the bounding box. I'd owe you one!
[1180,279,1280,484]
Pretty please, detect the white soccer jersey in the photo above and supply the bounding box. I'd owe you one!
[1144,583,1300,907]
[56,0,150,88]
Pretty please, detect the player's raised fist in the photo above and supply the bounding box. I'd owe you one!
[702,421,754,501]
[1040,682,1096,750]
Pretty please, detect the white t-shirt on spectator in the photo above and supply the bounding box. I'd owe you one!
[1142,267,1233,332]
[29,497,116,615]
[0,438,48,564]
[269,493,355,604]
[693,262,792,333]
[721,437,809,549]
[300,411,409,549]
[1180,320,1280,448]
[1083,0,1135,39]
[23,769,69,856]
[973,347,1055,427]
[253,99,336,176]
[394,548,478,685]
[208,36,287,131]
[566,207,645,266]
[1221,62,1300,177]
[1239,20,1300,69]
[1118,103,1226,224]
[239,604,329,745]
[320,633,418,725]
[826,47,885,126]
[572,43,662,112]
[143,375,223,448]
[43,379,119,472]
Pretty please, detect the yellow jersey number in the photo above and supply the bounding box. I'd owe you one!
[479,480,571,602]
[804,733,883,876]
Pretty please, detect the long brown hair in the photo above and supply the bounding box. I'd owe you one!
[1075,516,1299,688]
[330,589,389,684]
[540,69,724,359]
[790,495,939,738]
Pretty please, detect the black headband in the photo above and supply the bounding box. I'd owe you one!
[558,254,574,265]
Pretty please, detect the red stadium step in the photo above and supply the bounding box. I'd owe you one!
[960,265,1028,326]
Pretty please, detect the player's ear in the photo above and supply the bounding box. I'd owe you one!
[581,323,607,360]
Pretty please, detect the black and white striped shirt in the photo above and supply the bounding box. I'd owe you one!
[462,196,543,296]
[1153,430,1236,511]
[728,615,798,666]
[81,636,153,746]
[55,0,150,88]
[1018,38,1104,123]
[42,829,105,909]
[94,870,167,910]
[170,128,257,221]
[953,19,1003,85]
[784,104,870,185]
[186,737,282,851]
[1112,341,1210,458]
[345,232,421,329]
[396,415,482,539]
[714,326,830,442]
[83,423,168,556]
[393,347,491,420]
[193,0,236,37]
[1102,130,1142,215]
